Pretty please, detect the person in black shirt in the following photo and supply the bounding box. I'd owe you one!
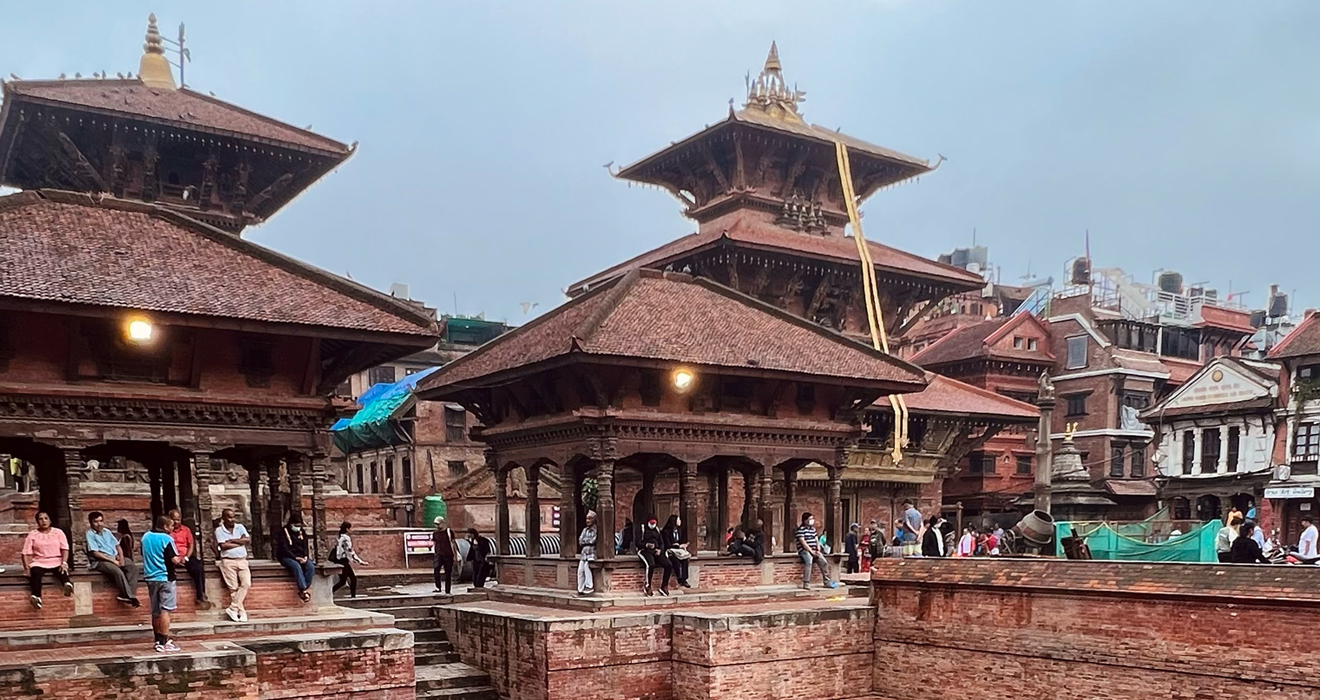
[618,518,635,555]
[844,523,861,573]
[1230,521,1270,564]
[745,519,766,565]
[275,513,315,602]
[465,528,492,587]
[660,515,691,590]
[921,516,945,557]
[637,517,670,596]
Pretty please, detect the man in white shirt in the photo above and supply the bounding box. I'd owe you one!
[215,508,252,622]
[1298,517,1319,561]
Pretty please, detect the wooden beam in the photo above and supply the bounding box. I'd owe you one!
[891,297,942,339]
[301,338,322,396]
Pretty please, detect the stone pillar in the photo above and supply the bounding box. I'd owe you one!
[63,448,88,568]
[311,455,329,562]
[1192,431,1203,475]
[716,467,729,543]
[559,464,577,559]
[742,469,757,528]
[759,465,775,545]
[595,459,615,560]
[1033,387,1056,514]
[493,459,510,556]
[526,463,542,558]
[289,456,305,517]
[1218,429,1229,474]
[195,453,217,563]
[680,460,699,547]
[826,462,843,554]
[249,462,267,559]
[782,467,798,553]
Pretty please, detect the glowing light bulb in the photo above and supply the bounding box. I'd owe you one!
[126,319,154,342]
[672,369,695,391]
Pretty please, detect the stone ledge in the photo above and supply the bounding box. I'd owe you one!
[0,645,256,683]
[240,627,413,654]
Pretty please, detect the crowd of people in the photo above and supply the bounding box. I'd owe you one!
[17,507,370,653]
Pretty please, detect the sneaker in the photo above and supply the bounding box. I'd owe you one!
[224,607,240,623]
[154,643,165,653]
[800,582,810,590]
[680,582,692,589]
[130,598,142,608]
[238,611,249,623]
[116,595,134,605]
[643,586,653,597]
[658,588,670,597]
[29,595,42,610]
[826,580,840,589]
[62,581,74,596]
[162,640,181,652]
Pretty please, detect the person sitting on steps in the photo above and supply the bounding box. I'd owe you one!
[86,510,140,607]
[275,513,316,603]
[21,511,73,610]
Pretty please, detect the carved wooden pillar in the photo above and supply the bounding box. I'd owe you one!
[142,145,159,202]
[716,466,730,544]
[289,456,305,518]
[640,469,657,523]
[62,448,88,568]
[311,455,329,562]
[248,462,267,559]
[595,459,615,560]
[148,460,163,526]
[526,463,542,558]
[559,464,577,559]
[680,460,699,547]
[492,453,510,556]
[161,457,177,514]
[759,465,775,546]
[742,468,757,528]
[177,456,196,531]
[266,460,283,552]
[827,454,845,554]
[782,467,798,554]
[194,453,217,563]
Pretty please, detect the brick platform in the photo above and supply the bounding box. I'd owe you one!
[0,560,344,632]
[490,552,843,595]
[869,558,1320,699]
[0,628,413,699]
[435,597,873,700]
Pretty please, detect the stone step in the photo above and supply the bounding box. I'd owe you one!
[414,640,456,655]
[417,686,499,700]
[339,594,451,610]
[412,629,452,644]
[416,663,492,691]
[415,651,462,665]
[393,616,439,631]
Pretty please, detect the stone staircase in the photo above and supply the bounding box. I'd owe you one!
[341,594,497,700]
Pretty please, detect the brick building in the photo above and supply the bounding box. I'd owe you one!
[1264,313,1320,543]
[1045,265,1255,518]
[910,313,1053,518]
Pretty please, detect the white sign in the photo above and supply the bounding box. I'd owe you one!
[1265,486,1315,500]
[1166,362,1269,410]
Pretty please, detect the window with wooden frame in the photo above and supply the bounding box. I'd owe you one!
[1130,444,1146,478]
[1294,423,1320,462]
[1227,426,1241,472]
[1110,444,1125,478]
[444,407,468,442]
[1065,393,1088,417]
[1201,428,1221,473]
[1065,336,1088,370]
[1182,431,1195,474]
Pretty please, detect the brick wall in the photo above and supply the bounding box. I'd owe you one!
[870,558,1320,698]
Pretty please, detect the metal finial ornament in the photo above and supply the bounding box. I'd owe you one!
[138,13,177,89]
[144,14,164,55]
[744,41,805,122]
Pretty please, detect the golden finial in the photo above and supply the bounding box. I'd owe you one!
[138,13,177,90]
[1063,422,1078,441]
[744,42,804,122]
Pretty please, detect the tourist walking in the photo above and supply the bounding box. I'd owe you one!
[661,515,691,590]
[215,508,252,623]
[796,512,838,589]
[21,511,72,610]
[142,515,181,653]
[275,513,316,602]
[637,517,670,596]
[466,528,492,588]
[577,511,598,595]
[432,516,457,594]
[1230,521,1270,564]
[86,511,139,607]
[168,509,206,603]
[1299,516,1319,561]
[332,522,369,598]
[844,523,861,573]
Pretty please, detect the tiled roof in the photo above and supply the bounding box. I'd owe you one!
[1269,313,1320,359]
[1111,349,1172,376]
[882,372,1038,421]
[568,213,984,295]
[1103,479,1158,497]
[5,80,349,154]
[910,316,1052,368]
[1196,305,1255,334]
[420,269,928,391]
[0,190,436,337]
[730,108,929,168]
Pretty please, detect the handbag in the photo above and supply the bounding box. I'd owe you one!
[667,546,691,560]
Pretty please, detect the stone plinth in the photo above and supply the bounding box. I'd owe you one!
[870,558,1320,699]
[490,552,842,594]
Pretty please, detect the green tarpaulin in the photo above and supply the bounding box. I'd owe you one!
[1055,514,1218,563]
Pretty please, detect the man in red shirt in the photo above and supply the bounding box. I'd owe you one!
[168,509,207,603]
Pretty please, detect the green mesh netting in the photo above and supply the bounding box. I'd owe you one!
[1054,516,1218,563]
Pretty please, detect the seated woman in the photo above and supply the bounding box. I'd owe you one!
[275,514,316,602]
[661,515,691,590]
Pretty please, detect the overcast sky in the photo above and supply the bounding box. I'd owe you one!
[3,2,1317,323]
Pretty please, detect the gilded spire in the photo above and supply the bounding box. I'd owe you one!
[138,13,177,90]
[744,42,803,122]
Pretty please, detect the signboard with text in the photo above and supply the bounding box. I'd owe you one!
[403,530,434,568]
[1265,486,1315,500]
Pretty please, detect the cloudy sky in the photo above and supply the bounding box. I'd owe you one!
[3,2,1317,322]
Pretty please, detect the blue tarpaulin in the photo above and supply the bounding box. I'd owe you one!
[331,367,440,454]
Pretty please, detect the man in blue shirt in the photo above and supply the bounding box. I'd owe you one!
[86,511,139,607]
[142,515,181,653]
[901,500,923,544]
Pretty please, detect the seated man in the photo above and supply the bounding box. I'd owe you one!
[21,511,73,609]
[275,513,316,602]
[745,519,766,565]
[86,511,140,607]
[168,509,206,604]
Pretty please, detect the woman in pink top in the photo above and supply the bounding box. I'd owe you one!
[21,511,73,609]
